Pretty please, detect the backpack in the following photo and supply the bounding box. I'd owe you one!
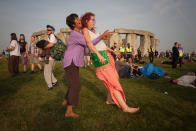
[36,40,48,49]
[50,36,66,61]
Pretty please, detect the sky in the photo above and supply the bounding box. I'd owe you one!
[0,0,196,53]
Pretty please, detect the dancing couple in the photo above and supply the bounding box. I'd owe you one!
[62,13,139,117]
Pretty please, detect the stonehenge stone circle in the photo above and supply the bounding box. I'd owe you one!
[32,28,159,56]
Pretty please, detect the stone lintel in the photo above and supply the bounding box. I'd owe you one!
[60,28,72,33]
[114,28,154,37]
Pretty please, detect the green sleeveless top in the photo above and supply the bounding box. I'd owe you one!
[91,51,109,68]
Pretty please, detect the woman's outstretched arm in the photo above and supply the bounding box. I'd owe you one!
[82,28,106,64]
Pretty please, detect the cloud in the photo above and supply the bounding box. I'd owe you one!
[153,0,183,15]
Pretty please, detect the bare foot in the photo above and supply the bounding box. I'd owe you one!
[62,100,67,106]
[106,101,115,105]
[65,111,79,118]
[123,107,140,114]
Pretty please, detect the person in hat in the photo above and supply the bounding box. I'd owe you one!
[43,25,58,90]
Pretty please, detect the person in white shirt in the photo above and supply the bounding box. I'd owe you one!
[6,33,20,77]
[172,75,196,88]
[43,25,58,90]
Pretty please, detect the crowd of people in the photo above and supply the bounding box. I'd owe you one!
[4,34,42,76]
[110,42,159,64]
[5,25,60,92]
[3,12,141,118]
[160,42,195,68]
[1,12,196,118]
[109,41,195,70]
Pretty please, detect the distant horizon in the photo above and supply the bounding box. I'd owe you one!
[0,0,196,53]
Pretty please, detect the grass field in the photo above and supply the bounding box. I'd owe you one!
[0,57,196,131]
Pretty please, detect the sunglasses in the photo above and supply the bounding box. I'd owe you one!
[47,29,53,31]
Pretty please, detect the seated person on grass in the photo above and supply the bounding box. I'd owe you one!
[139,63,168,77]
[115,56,131,78]
[133,55,146,64]
[115,56,143,78]
[116,56,169,79]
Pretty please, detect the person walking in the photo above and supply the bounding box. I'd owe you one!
[43,25,58,90]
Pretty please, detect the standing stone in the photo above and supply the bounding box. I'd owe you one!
[32,30,48,41]
[150,37,155,48]
[140,35,151,56]
[154,39,160,50]
[140,35,145,56]
[103,38,110,47]
[60,28,71,46]
[109,33,123,51]
[126,33,138,55]
[56,32,65,44]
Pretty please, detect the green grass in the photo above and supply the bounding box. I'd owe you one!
[0,57,196,131]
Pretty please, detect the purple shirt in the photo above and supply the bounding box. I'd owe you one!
[63,30,101,68]
[178,47,183,52]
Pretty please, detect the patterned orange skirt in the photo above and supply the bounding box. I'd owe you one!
[96,52,126,108]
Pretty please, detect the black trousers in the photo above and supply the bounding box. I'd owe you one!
[64,62,81,106]
[120,53,126,59]
[126,53,132,62]
[149,53,154,63]
[138,54,142,61]
[172,57,178,68]
[179,57,183,67]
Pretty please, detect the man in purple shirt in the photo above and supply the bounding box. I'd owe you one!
[62,13,112,117]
